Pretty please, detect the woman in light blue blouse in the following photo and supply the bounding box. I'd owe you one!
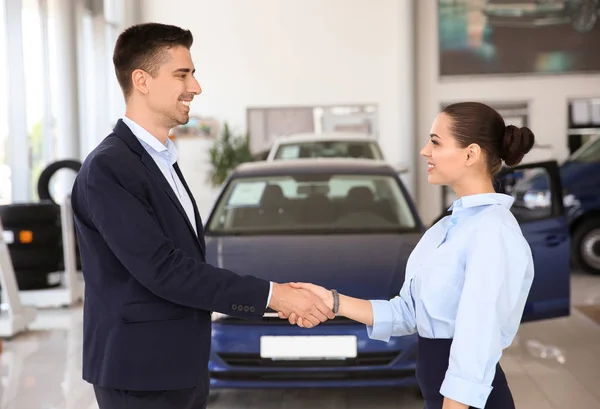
[283,102,536,409]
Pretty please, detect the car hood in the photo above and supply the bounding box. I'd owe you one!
[205,233,421,300]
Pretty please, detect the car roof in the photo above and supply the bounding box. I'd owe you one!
[274,132,377,144]
[231,158,396,177]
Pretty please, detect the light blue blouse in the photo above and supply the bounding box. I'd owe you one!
[367,193,534,408]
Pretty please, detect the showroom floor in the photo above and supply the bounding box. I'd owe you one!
[1,272,599,409]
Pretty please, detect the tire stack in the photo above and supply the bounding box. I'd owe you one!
[0,202,63,289]
[0,159,83,291]
[36,159,82,271]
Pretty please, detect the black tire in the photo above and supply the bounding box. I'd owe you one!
[572,217,600,275]
[4,225,62,248]
[14,268,62,290]
[9,247,63,271]
[37,159,82,204]
[0,202,60,225]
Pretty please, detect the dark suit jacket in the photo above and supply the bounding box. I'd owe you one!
[71,119,270,391]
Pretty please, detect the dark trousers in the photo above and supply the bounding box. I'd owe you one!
[93,380,209,409]
[416,336,515,409]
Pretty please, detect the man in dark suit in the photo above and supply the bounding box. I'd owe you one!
[71,23,334,409]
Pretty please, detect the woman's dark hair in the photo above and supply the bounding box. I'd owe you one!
[442,102,535,175]
[113,23,194,99]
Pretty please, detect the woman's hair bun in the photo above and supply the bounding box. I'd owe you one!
[501,125,535,166]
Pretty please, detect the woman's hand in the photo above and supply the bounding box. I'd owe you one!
[277,282,333,327]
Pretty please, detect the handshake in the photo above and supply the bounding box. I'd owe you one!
[268,282,336,328]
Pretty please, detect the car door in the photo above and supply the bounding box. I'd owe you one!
[495,160,571,322]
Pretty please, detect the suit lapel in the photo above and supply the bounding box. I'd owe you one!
[113,120,203,253]
[140,154,202,249]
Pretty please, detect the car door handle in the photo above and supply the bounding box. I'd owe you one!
[545,234,566,247]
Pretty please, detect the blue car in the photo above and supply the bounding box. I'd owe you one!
[509,138,600,275]
[204,158,570,390]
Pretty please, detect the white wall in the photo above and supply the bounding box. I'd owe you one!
[416,1,600,225]
[141,0,415,218]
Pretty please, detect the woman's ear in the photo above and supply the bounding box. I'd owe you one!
[465,144,481,167]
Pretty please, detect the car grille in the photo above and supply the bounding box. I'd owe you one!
[210,369,415,382]
[218,351,401,368]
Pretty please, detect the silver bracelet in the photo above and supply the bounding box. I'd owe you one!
[331,289,339,314]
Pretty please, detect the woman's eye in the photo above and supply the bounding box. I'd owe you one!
[431,140,439,146]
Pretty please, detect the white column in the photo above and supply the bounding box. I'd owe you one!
[122,0,141,26]
[39,0,55,168]
[397,0,416,196]
[4,0,30,203]
[49,0,80,202]
[50,0,80,160]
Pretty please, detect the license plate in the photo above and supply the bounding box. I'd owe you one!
[260,335,357,360]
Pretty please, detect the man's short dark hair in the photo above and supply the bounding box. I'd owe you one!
[113,22,193,99]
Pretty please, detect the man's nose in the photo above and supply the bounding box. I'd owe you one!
[189,77,202,95]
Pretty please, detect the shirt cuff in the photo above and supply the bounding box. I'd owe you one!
[440,372,493,409]
[266,281,273,307]
[365,300,394,342]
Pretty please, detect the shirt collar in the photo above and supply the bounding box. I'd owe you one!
[448,193,514,212]
[121,116,178,164]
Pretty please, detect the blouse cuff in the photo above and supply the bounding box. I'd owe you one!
[365,300,393,342]
[440,373,493,409]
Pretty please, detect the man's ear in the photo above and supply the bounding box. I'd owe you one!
[465,143,482,167]
[131,69,149,95]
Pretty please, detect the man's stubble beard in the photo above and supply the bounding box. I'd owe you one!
[163,109,190,130]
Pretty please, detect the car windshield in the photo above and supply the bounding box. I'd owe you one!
[274,141,383,160]
[206,173,417,235]
[568,136,600,163]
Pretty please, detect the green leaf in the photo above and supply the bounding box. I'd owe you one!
[207,122,255,187]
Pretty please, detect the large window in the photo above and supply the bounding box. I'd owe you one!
[0,0,10,204]
[569,136,600,163]
[22,0,50,200]
[207,173,416,235]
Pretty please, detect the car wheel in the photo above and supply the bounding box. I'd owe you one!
[572,218,600,275]
[0,202,60,225]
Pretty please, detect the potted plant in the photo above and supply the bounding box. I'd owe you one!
[208,122,254,187]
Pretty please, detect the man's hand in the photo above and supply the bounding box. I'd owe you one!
[268,282,335,328]
[277,282,333,327]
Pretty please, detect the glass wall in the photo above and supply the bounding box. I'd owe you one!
[1,0,135,204]
[22,0,53,200]
[0,0,10,204]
